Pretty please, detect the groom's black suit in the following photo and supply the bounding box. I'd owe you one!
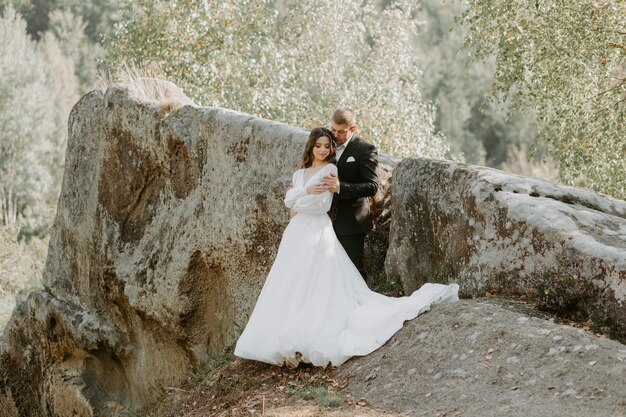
[333,136,379,279]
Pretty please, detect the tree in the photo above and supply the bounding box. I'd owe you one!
[55,0,121,45]
[0,0,56,40]
[1,0,120,93]
[0,6,71,232]
[47,8,102,91]
[105,0,449,158]
[416,0,540,167]
[458,0,625,199]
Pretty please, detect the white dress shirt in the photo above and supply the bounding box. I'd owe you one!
[335,137,352,161]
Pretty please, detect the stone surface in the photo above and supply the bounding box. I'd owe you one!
[385,158,626,338]
[0,84,393,417]
[338,300,626,417]
[3,84,626,417]
[365,154,397,287]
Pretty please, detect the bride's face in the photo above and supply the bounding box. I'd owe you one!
[312,136,331,162]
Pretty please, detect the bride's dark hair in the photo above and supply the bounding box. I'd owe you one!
[299,127,336,168]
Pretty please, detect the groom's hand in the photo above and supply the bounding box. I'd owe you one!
[322,173,340,194]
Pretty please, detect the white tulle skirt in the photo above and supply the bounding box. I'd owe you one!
[234,212,459,367]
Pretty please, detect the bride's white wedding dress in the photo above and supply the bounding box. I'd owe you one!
[234,163,459,367]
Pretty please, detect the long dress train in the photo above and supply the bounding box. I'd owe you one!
[234,163,459,367]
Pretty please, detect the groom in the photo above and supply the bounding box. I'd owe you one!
[321,108,379,280]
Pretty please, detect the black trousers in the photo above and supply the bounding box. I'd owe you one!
[336,232,367,281]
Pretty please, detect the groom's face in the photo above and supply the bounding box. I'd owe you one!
[330,122,355,146]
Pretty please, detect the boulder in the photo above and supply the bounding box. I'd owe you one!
[385,158,626,338]
[338,299,626,417]
[3,82,625,417]
[0,84,393,416]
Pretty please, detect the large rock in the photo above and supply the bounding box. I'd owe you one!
[0,84,393,416]
[3,83,624,417]
[338,300,626,417]
[385,158,626,338]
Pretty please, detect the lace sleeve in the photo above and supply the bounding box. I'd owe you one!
[284,170,307,208]
[291,165,336,215]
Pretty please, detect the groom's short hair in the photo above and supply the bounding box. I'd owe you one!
[332,108,356,127]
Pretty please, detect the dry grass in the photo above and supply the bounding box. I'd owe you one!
[0,225,45,296]
[97,63,195,112]
[0,225,46,330]
[131,353,406,417]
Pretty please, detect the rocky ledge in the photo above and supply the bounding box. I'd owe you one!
[1,83,624,417]
[339,300,626,417]
[386,158,626,339]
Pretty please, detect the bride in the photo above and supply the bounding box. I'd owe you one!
[234,127,459,367]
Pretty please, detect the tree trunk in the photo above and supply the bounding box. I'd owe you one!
[0,187,17,226]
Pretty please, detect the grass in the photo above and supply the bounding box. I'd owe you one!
[0,225,46,330]
[97,63,195,112]
[295,385,343,408]
[0,225,45,295]
[121,351,405,417]
[123,350,408,417]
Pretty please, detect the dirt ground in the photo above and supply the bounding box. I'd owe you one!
[135,357,406,417]
[134,299,626,417]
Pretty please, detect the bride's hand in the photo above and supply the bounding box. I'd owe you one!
[306,182,326,195]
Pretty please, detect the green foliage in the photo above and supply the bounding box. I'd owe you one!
[0,0,55,40]
[55,0,121,44]
[458,0,625,199]
[105,0,450,158]
[1,0,120,92]
[417,0,540,167]
[466,98,539,167]
[0,6,72,232]
[47,8,103,91]
[0,0,121,43]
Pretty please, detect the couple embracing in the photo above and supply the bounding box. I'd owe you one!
[234,108,459,367]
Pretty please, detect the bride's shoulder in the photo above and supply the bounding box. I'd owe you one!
[291,168,305,179]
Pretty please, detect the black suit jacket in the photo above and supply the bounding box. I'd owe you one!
[333,136,379,235]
